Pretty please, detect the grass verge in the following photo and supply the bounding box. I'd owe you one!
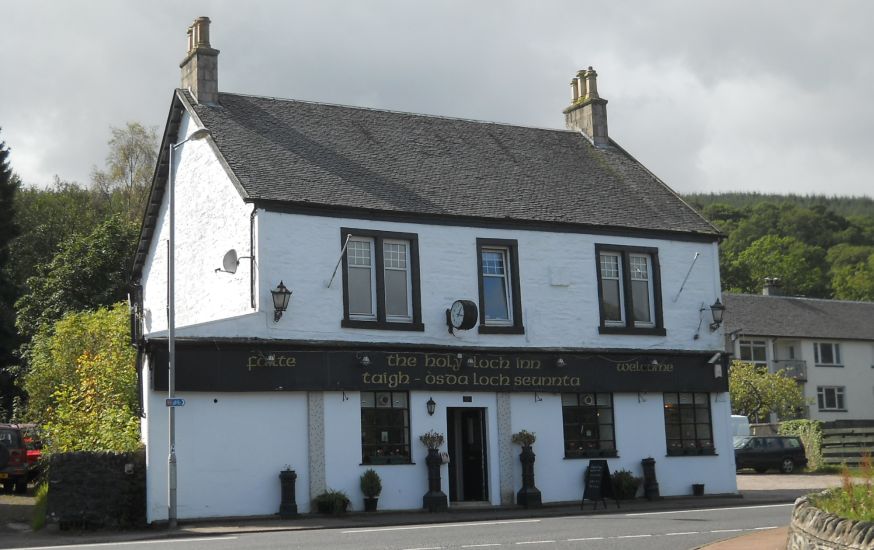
[31,483,48,531]
[809,454,873,522]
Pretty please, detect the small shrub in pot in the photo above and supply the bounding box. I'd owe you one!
[360,469,382,512]
[611,469,642,500]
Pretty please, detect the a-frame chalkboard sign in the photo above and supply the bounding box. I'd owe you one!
[581,460,620,510]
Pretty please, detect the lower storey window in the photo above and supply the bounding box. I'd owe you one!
[817,386,845,411]
[561,393,616,457]
[663,392,714,455]
[361,391,411,464]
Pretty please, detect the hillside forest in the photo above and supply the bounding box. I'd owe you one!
[1,124,874,440]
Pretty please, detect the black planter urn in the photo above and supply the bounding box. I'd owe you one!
[279,469,298,518]
[516,445,542,508]
[423,448,448,512]
[364,496,379,512]
[641,457,661,501]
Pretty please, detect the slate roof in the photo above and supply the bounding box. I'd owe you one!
[133,90,720,279]
[186,91,718,236]
[723,293,874,341]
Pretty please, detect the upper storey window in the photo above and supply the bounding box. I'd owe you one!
[477,238,524,334]
[596,244,664,335]
[341,228,423,331]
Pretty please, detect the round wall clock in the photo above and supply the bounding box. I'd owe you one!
[448,300,478,331]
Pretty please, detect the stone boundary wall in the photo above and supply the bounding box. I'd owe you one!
[787,493,874,550]
[47,448,146,529]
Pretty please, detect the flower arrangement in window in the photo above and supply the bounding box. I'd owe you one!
[419,430,445,450]
[511,429,537,447]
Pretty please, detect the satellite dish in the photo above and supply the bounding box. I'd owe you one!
[221,250,238,274]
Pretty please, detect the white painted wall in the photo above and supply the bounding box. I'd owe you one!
[508,391,736,502]
[141,112,254,338]
[161,209,723,354]
[321,391,501,511]
[800,339,874,421]
[144,380,736,519]
[143,357,310,522]
[140,111,734,520]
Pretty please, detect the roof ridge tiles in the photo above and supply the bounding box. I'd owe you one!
[215,90,581,135]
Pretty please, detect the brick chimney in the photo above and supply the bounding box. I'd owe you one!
[180,17,219,105]
[762,277,783,296]
[563,67,609,147]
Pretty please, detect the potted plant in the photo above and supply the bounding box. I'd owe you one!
[419,430,445,450]
[360,469,382,512]
[511,430,541,508]
[419,430,447,512]
[511,430,536,448]
[612,469,642,500]
[313,489,350,515]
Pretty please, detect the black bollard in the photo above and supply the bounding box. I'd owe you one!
[279,469,298,517]
[422,449,448,512]
[641,458,661,500]
[516,445,542,508]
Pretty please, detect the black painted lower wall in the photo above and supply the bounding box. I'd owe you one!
[47,448,146,529]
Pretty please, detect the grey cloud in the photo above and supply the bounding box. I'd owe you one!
[1,0,872,197]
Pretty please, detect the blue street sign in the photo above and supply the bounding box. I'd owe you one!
[165,398,186,407]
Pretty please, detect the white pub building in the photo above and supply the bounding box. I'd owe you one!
[133,18,737,522]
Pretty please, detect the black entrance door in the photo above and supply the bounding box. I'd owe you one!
[447,408,488,502]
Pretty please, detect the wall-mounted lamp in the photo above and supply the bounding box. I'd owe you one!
[555,358,566,368]
[342,391,350,402]
[271,281,293,322]
[466,357,475,368]
[708,299,725,331]
[358,353,371,368]
[426,397,436,416]
[534,392,543,402]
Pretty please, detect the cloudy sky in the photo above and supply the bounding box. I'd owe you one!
[2,0,872,197]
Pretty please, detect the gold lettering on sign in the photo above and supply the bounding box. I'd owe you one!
[516,358,541,370]
[512,375,581,387]
[424,354,461,371]
[387,353,418,368]
[615,361,674,373]
[362,372,411,388]
[471,356,511,369]
[247,354,297,371]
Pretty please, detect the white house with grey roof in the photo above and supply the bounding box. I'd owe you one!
[133,17,736,522]
[724,287,874,422]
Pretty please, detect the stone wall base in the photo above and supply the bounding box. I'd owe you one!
[787,493,874,550]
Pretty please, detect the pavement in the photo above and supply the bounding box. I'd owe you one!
[0,473,841,549]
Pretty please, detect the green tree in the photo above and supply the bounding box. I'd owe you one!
[729,361,808,422]
[91,122,158,222]
[832,254,874,301]
[7,178,108,291]
[14,214,139,345]
[0,129,22,420]
[733,235,829,296]
[25,303,139,452]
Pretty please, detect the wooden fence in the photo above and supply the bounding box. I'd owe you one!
[822,420,874,467]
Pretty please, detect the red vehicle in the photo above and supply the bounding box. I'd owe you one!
[0,423,29,493]
[18,424,42,482]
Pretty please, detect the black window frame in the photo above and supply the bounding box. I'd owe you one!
[814,342,842,367]
[340,228,424,331]
[595,244,665,336]
[561,392,617,458]
[663,392,716,456]
[476,238,524,334]
[360,390,412,465]
[739,339,768,365]
[817,386,846,411]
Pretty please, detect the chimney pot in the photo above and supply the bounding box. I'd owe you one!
[180,16,219,105]
[564,66,609,147]
[762,277,782,296]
